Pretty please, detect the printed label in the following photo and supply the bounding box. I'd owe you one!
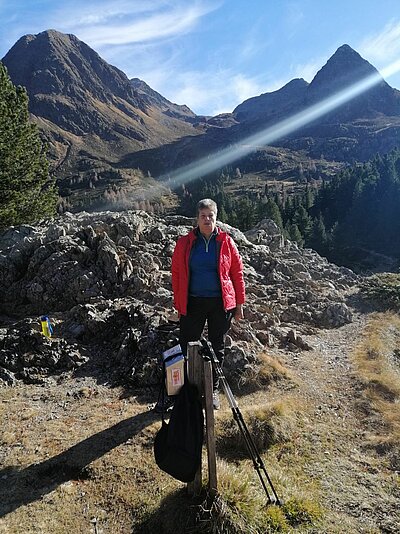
[171,368,182,387]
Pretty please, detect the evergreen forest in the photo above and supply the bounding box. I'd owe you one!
[178,150,400,271]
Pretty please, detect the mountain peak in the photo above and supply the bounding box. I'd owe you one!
[306,44,400,120]
[309,44,381,94]
[327,43,378,71]
[335,43,359,55]
[1,29,200,173]
[281,78,309,90]
[2,29,141,105]
[10,29,78,53]
[233,77,309,122]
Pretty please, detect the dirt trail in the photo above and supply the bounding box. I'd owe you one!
[285,311,400,533]
[1,301,399,533]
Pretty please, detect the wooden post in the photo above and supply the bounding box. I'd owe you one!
[203,360,217,497]
[187,341,203,496]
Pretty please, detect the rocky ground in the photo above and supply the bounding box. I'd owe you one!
[0,210,356,388]
[0,292,399,533]
[0,211,398,533]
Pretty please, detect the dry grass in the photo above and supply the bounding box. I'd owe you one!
[0,374,321,534]
[360,273,400,310]
[352,312,400,466]
[255,353,292,384]
[215,396,306,459]
[237,352,293,394]
[138,458,322,534]
[9,312,400,533]
[0,383,175,534]
[216,459,322,532]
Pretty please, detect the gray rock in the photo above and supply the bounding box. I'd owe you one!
[245,219,285,251]
[316,303,353,328]
[0,367,17,385]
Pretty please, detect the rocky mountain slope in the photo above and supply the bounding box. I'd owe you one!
[130,78,201,124]
[1,30,202,180]
[261,44,400,161]
[234,45,400,124]
[127,45,400,176]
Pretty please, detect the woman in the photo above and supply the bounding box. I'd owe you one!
[172,198,245,408]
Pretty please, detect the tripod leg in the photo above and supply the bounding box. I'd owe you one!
[200,338,281,505]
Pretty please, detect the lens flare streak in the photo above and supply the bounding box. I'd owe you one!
[158,58,400,189]
[131,58,400,204]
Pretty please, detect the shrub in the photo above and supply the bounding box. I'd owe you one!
[360,274,400,310]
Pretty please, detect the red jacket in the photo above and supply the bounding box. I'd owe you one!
[172,227,245,316]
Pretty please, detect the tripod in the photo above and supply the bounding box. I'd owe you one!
[200,338,281,505]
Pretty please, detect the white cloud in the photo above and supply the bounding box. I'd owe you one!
[231,73,264,103]
[120,45,183,89]
[73,1,155,26]
[57,1,219,47]
[157,68,270,116]
[0,1,165,57]
[358,19,400,63]
[237,39,260,62]
[284,1,305,39]
[291,57,325,82]
[53,0,166,28]
[236,24,271,63]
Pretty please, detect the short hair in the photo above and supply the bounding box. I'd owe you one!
[196,198,218,217]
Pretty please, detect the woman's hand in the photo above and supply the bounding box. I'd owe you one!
[234,304,244,321]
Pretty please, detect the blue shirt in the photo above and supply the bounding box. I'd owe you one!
[189,233,221,297]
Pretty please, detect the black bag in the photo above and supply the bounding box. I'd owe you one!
[154,381,204,483]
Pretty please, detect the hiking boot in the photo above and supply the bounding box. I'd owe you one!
[212,391,220,410]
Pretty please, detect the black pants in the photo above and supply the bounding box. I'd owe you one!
[179,296,234,389]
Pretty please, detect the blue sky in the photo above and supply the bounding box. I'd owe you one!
[1,0,400,116]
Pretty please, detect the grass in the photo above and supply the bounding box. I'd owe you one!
[8,318,400,533]
[137,459,322,533]
[234,352,293,396]
[217,461,322,532]
[239,353,292,389]
[0,372,323,534]
[215,396,304,459]
[0,384,170,534]
[352,312,400,468]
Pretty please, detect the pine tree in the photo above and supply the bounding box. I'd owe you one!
[287,223,304,246]
[307,214,328,254]
[292,205,312,237]
[304,186,314,210]
[283,196,295,225]
[0,62,57,229]
[260,197,283,229]
[235,197,256,230]
[218,205,228,222]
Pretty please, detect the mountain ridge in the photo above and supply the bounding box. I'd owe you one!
[2,30,400,207]
[1,29,202,181]
[130,77,200,123]
[234,43,400,125]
